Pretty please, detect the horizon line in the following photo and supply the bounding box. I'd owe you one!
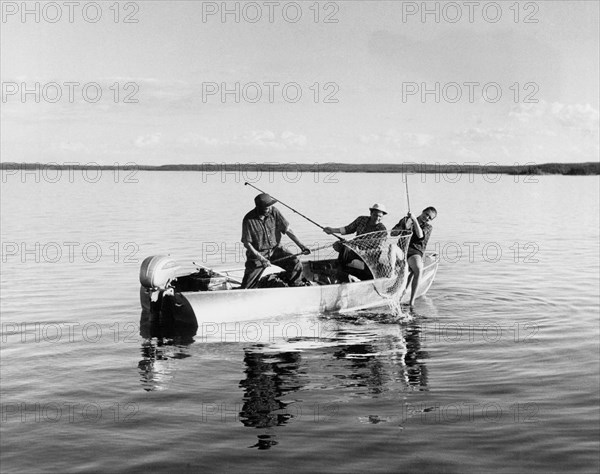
[0,161,598,175]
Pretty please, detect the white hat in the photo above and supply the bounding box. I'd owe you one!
[369,203,387,215]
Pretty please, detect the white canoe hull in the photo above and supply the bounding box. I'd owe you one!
[141,253,439,325]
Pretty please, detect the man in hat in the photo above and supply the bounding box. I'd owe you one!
[323,204,388,279]
[241,193,311,289]
[323,203,388,237]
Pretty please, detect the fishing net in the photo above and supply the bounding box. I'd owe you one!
[341,229,413,296]
[334,229,412,318]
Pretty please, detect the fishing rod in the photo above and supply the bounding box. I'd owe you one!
[244,182,345,241]
[270,241,334,264]
[404,175,411,215]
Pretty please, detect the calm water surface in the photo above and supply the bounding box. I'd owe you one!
[1,172,598,473]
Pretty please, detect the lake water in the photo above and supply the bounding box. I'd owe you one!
[1,171,598,473]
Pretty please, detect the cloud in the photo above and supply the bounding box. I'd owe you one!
[57,142,91,154]
[453,127,512,143]
[242,130,279,148]
[359,131,434,148]
[177,133,220,147]
[448,101,599,163]
[352,100,599,164]
[174,130,307,151]
[510,101,599,135]
[281,131,307,147]
[228,130,308,150]
[454,147,482,161]
[134,133,162,148]
[551,103,599,134]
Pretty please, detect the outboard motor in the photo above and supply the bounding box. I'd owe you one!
[139,256,198,332]
[139,255,179,313]
[139,255,181,290]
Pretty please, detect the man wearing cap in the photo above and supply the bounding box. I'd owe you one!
[241,193,311,289]
[323,204,388,279]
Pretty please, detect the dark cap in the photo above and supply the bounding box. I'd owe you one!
[254,193,277,208]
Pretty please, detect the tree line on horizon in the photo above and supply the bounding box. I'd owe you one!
[1,161,598,175]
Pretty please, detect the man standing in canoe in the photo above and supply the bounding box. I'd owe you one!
[241,193,311,289]
[392,206,437,307]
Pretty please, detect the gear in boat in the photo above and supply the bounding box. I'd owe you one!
[140,255,378,294]
[140,228,413,294]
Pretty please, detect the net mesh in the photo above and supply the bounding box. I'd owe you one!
[341,229,413,298]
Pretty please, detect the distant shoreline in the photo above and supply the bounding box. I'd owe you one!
[1,162,598,175]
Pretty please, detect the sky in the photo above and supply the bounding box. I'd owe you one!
[1,0,598,166]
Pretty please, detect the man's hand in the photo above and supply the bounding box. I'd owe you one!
[323,227,335,235]
[300,245,311,255]
[258,255,271,267]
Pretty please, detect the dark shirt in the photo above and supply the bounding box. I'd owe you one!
[393,217,432,256]
[241,207,289,256]
[345,216,387,236]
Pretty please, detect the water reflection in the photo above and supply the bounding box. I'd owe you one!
[332,336,398,394]
[137,308,197,392]
[135,302,429,440]
[237,319,429,448]
[239,348,304,449]
[331,320,428,392]
[404,323,428,389]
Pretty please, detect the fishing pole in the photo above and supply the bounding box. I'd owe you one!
[244,182,345,241]
[405,175,411,215]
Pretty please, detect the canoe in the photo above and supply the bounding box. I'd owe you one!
[139,252,439,326]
